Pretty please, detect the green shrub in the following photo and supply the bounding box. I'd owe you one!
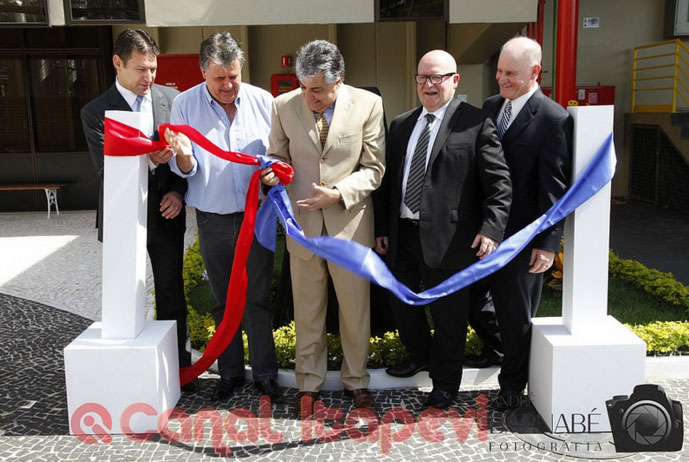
[626,321,689,355]
[610,251,689,311]
[182,237,689,367]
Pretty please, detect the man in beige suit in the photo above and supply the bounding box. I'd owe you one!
[261,40,385,417]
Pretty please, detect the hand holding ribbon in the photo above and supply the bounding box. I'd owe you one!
[103,118,294,184]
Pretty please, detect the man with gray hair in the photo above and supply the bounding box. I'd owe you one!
[167,32,283,404]
[478,36,572,409]
[261,39,385,416]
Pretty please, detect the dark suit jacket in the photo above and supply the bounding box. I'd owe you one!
[81,84,186,242]
[482,88,572,252]
[374,97,512,270]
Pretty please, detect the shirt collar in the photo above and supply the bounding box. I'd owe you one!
[203,82,242,107]
[503,83,539,114]
[419,97,453,123]
[115,78,151,108]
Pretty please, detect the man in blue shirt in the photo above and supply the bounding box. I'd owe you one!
[167,32,282,404]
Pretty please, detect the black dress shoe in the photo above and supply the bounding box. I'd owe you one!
[492,390,524,411]
[422,388,457,410]
[385,361,429,378]
[254,379,285,404]
[295,391,319,419]
[212,378,243,401]
[181,378,200,393]
[464,355,502,369]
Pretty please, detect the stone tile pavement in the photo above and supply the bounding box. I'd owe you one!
[1,293,688,461]
[0,209,197,321]
[1,209,689,461]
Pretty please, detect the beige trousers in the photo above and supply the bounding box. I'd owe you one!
[290,250,371,392]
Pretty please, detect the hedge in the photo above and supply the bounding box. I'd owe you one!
[181,236,689,365]
[609,250,689,312]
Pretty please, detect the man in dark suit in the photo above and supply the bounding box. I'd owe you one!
[481,37,572,409]
[373,50,512,409]
[80,29,195,392]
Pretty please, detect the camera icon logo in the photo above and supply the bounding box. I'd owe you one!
[606,384,683,452]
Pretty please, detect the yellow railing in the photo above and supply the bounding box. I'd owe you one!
[632,39,689,113]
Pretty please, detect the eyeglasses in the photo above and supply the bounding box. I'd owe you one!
[414,73,456,84]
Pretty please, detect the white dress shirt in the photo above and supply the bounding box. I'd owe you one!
[399,99,452,219]
[497,83,539,134]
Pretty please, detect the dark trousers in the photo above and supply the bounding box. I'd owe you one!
[468,278,503,360]
[490,245,544,392]
[147,192,190,367]
[196,209,278,381]
[388,220,470,392]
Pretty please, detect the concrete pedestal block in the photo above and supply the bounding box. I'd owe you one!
[529,316,646,432]
[64,321,180,435]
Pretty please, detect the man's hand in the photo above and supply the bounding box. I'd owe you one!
[471,234,498,259]
[160,191,184,219]
[374,236,388,255]
[148,147,174,166]
[164,128,194,174]
[529,248,555,273]
[260,167,280,186]
[296,183,342,211]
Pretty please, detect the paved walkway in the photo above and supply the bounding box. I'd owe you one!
[1,206,688,461]
[610,200,689,285]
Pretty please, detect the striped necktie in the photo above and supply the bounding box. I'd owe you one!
[498,100,512,139]
[404,113,435,214]
[316,111,329,148]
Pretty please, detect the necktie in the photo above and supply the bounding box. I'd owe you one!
[498,100,512,139]
[316,112,329,148]
[133,94,144,112]
[404,113,435,214]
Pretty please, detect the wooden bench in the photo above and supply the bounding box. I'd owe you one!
[0,184,68,218]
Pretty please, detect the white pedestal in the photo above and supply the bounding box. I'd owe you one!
[529,106,646,432]
[101,111,150,340]
[529,316,646,432]
[64,110,181,436]
[65,321,180,435]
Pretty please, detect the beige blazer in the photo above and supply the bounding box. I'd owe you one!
[267,85,386,260]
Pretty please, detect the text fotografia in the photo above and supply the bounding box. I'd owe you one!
[72,395,490,455]
[487,441,604,453]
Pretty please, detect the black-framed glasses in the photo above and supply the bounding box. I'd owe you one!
[415,73,456,84]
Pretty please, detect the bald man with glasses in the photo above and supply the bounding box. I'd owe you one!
[373,50,511,410]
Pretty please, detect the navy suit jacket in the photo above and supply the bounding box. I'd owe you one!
[483,88,572,252]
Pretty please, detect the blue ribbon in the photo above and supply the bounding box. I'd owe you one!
[255,134,616,306]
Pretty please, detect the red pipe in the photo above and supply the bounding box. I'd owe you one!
[554,0,579,107]
[537,0,546,46]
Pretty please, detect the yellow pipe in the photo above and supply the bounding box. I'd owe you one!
[634,39,678,50]
[635,63,674,71]
[635,87,674,91]
[673,41,679,111]
[635,52,677,61]
[632,75,674,81]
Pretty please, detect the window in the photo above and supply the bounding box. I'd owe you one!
[0,57,30,153]
[65,0,145,24]
[29,56,100,152]
[377,0,447,21]
[0,0,47,25]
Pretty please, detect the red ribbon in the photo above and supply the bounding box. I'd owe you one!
[104,118,294,183]
[103,117,293,385]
